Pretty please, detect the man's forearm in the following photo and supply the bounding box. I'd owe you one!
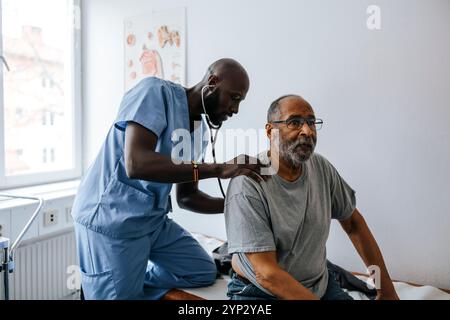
[256,268,319,300]
[177,189,224,214]
[347,212,397,295]
[127,148,221,183]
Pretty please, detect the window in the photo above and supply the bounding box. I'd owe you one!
[0,0,81,189]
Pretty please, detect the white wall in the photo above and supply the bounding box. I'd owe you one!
[82,0,450,289]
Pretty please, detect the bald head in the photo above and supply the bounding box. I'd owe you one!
[203,58,249,84]
[267,95,313,122]
[195,58,250,126]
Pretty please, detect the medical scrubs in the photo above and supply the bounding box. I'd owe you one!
[71,77,216,299]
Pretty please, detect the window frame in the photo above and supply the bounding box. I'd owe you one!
[0,0,82,190]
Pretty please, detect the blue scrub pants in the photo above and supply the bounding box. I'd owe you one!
[74,217,217,300]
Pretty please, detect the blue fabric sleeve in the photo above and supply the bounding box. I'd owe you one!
[114,78,168,137]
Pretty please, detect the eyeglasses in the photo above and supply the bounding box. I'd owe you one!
[270,117,323,130]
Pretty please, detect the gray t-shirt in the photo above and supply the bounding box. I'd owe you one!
[224,151,356,298]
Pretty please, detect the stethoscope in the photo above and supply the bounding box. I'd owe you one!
[201,85,227,198]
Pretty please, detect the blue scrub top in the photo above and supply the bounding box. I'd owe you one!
[72,77,208,238]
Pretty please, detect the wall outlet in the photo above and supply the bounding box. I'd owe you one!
[43,210,58,227]
[65,206,73,223]
[0,224,3,237]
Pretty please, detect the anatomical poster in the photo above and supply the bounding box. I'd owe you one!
[124,7,186,91]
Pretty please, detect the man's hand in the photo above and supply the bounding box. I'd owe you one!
[238,252,319,300]
[340,209,400,301]
[218,154,269,182]
[376,290,400,300]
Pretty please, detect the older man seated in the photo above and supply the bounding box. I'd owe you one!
[224,95,399,300]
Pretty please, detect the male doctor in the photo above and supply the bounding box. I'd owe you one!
[72,58,261,299]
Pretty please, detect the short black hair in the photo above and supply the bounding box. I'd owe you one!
[267,94,302,123]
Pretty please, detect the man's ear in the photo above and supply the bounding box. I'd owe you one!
[207,74,219,87]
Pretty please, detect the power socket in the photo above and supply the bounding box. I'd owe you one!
[43,210,58,227]
[0,224,3,237]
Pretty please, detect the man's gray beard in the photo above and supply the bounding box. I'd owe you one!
[279,138,316,170]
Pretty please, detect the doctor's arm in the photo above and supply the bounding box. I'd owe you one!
[237,252,319,300]
[339,208,399,300]
[176,181,224,214]
[124,122,263,184]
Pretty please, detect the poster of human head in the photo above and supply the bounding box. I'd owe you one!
[124,7,186,91]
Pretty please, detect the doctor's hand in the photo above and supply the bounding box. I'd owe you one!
[218,154,269,182]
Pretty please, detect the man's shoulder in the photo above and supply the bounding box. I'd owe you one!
[139,76,168,87]
[308,152,324,163]
[227,175,264,200]
[306,152,338,178]
[128,77,177,96]
[308,152,333,169]
[228,175,260,191]
[307,153,348,188]
[122,77,185,112]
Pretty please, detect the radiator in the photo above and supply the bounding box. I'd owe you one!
[1,230,79,300]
